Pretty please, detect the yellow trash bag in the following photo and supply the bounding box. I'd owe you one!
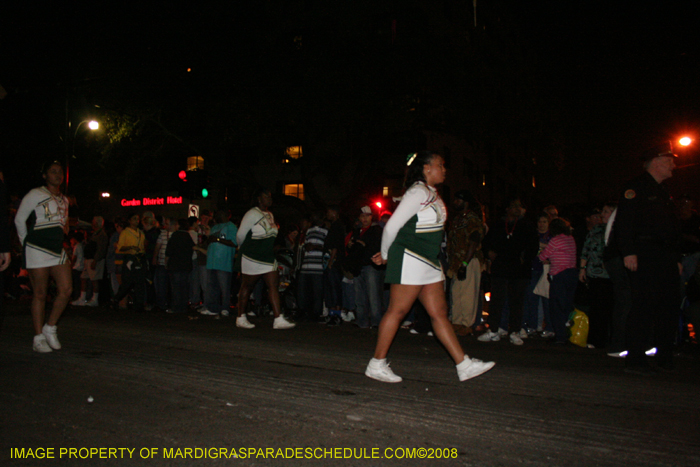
[567,309,589,347]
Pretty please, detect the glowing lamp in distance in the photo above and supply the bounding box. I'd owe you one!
[88,120,99,130]
[679,137,692,146]
[375,201,382,209]
[178,170,187,181]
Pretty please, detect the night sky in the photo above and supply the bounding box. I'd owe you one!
[2,1,699,209]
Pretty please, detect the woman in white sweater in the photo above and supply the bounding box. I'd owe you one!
[365,151,495,383]
[15,161,72,353]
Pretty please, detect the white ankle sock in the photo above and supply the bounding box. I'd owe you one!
[456,355,471,369]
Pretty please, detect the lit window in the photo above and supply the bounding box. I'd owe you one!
[285,146,303,159]
[187,156,204,171]
[383,186,389,197]
[284,184,304,200]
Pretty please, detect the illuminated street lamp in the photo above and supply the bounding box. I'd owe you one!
[675,136,700,169]
[66,119,99,194]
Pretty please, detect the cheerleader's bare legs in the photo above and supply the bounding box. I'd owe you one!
[373,282,465,364]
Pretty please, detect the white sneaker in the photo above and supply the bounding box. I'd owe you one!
[510,332,524,346]
[33,334,53,353]
[518,328,529,339]
[85,299,98,307]
[236,315,255,329]
[365,358,402,383]
[477,330,500,342]
[341,311,353,322]
[273,316,295,330]
[199,308,218,316]
[607,350,628,358]
[541,330,555,339]
[71,298,86,306]
[221,309,229,317]
[456,355,495,381]
[346,311,356,322]
[42,324,61,350]
[497,327,508,337]
[427,331,434,337]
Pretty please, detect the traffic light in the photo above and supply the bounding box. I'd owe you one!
[178,167,211,199]
[187,169,209,199]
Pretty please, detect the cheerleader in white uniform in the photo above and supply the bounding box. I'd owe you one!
[15,161,72,353]
[234,189,295,330]
[365,151,495,383]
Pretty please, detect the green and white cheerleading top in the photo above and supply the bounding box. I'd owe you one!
[382,182,446,285]
[15,187,69,269]
[236,207,279,275]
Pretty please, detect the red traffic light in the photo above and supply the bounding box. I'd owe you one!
[178,170,187,181]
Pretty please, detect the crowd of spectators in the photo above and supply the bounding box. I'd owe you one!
[2,187,699,358]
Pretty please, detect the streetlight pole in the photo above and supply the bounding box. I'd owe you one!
[66,119,99,195]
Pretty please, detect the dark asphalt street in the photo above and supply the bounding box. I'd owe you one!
[2,300,699,467]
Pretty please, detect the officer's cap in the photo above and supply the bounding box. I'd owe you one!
[640,141,678,161]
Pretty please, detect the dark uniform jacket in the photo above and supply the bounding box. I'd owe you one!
[612,171,680,263]
[0,180,9,254]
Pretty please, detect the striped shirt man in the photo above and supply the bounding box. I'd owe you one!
[300,226,328,274]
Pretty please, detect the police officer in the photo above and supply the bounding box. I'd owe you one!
[613,141,681,375]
